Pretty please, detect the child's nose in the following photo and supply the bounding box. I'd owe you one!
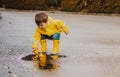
[39,24,44,27]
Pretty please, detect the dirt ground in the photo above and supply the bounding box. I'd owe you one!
[0,10,120,77]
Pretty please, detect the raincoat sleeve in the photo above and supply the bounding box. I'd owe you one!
[55,20,69,32]
[32,28,41,48]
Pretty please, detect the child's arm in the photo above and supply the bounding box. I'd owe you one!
[62,25,69,35]
[32,28,41,52]
[55,20,69,35]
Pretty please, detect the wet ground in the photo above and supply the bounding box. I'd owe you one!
[0,10,120,77]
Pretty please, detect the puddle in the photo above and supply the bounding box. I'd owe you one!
[22,54,67,70]
[21,54,34,61]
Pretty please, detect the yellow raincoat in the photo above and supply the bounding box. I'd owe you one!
[32,17,69,48]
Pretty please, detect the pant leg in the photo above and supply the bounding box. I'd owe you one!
[52,33,60,40]
[41,33,60,40]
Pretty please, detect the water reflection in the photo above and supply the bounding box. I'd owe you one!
[34,53,58,70]
[22,53,67,70]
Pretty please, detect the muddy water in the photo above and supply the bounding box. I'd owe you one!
[0,10,120,77]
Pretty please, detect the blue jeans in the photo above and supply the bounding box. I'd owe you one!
[41,33,60,40]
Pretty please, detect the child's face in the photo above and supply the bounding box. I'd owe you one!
[38,22,47,29]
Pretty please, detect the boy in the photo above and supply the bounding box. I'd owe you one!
[32,12,69,61]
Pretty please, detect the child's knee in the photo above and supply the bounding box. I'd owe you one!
[52,33,60,40]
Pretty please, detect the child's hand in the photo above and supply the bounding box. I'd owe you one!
[64,30,69,35]
[32,48,38,53]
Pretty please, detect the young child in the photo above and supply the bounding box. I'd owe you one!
[32,12,69,61]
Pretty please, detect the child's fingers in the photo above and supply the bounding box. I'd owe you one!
[32,48,37,52]
[65,30,69,35]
